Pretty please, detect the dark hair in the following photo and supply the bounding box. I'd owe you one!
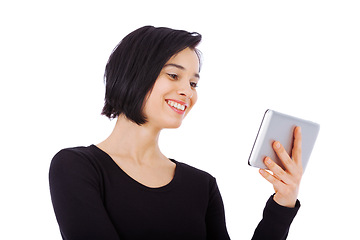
[101,26,202,125]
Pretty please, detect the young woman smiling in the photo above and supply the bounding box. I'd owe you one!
[49,26,302,240]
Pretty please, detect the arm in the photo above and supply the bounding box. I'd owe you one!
[205,178,231,240]
[252,195,300,240]
[253,126,303,239]
[49,149,120,240]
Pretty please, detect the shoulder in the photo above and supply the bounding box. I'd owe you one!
[174,161,223,204]
[175,160,216,186]
[51,146,93,164]
[49,145,100,177]
[54,145,95,158]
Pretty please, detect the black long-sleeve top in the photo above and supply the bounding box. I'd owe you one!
[49,145,300,239]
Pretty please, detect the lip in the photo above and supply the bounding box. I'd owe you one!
[165,99,189,114]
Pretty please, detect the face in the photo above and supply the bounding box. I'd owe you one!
[143,47,200,130]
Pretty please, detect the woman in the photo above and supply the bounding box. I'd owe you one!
[49,26,302,240]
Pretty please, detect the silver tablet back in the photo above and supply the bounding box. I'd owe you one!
[248,109,320,171]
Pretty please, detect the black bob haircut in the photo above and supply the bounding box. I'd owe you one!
[101,25,202,125]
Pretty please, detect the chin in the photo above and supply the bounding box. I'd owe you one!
[164,120,183,129]
[148,113,187,129]
[156,115,185,129]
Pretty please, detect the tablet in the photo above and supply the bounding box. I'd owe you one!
[248,109,320,171]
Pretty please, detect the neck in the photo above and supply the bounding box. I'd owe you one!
[97,115,164,165]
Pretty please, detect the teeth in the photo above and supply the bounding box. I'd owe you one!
[167,100,185,111]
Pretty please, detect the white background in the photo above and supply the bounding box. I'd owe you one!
[1,1,359,239]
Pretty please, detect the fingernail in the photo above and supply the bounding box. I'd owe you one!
[265,157,271,164]
[275,141,281,149]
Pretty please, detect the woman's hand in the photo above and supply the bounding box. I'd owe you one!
[259,126,303,208]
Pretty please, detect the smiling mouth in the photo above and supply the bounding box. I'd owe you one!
[166,100,187,113]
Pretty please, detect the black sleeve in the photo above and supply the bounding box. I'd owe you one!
[49,149,120,240]
[252,195,300,240]
[205,178,231,240]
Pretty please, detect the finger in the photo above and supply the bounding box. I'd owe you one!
[264,157,291,184]
[273,141,296,173]
[292,126,302,166]
[259,168,284,189]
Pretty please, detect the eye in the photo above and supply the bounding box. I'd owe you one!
[167,73,179,80]
[190,82,198,88]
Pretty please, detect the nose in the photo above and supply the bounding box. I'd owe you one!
[177,83,193,99]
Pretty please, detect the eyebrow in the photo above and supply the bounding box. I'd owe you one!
[163,63,200,79]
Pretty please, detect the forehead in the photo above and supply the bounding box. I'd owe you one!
[165,48,200,73]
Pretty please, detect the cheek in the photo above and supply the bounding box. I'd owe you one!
[186,93,198,113]
[192,93,198,106]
